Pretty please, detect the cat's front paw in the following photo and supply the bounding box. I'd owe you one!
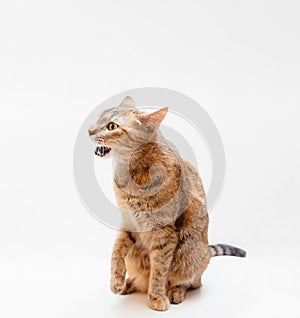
[148,295,170,311]
[110,275,126,295]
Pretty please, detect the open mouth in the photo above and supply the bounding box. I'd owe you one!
[95,146,112,157]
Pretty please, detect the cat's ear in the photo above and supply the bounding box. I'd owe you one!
[119,96,136,108]
[139,107,168,131]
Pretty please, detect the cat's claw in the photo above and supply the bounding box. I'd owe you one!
[148,295,170,311]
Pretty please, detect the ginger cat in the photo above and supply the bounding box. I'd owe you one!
[88,96,246,311]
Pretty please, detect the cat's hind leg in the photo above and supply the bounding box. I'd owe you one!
[119,277,137,295]
[167,285,187,304]
[190,276,202,289]
[125,249,150,294]
[166,276,202,304]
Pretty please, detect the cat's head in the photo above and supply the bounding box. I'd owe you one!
[88,96,168,158]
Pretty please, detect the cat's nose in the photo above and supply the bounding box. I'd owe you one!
[88,125,98,136]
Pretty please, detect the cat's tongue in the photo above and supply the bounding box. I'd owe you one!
[95,146,111,157]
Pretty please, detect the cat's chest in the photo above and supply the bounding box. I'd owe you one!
[129,232,155,252]
[113,182,181,232]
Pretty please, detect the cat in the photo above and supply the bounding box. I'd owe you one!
[88,96,246,311]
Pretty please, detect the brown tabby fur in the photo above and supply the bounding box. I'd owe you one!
[89,97,212,311]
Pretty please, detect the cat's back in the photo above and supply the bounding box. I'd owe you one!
[180,158,206,202]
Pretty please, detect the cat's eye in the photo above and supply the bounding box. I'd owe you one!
[107,122,119,131]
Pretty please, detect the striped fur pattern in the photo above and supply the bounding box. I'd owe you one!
[210,244,246,257]
[88,96,246,311]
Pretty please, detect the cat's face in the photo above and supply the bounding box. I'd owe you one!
[88,96,168,159]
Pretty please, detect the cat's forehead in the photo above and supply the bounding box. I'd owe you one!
[97,105,135,125]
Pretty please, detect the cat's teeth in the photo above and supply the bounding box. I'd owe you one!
[95,146,111,157]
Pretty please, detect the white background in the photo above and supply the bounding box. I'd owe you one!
[1,1,299,317]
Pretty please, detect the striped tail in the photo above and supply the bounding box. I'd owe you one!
[209,244,246,258]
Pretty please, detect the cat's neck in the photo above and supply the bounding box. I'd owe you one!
[114,129,166,163]
[113,129,180,191]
